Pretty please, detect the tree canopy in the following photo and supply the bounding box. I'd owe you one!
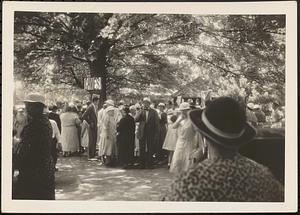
[14,13,285,105]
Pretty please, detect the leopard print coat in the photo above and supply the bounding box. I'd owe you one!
[162,154,284,202]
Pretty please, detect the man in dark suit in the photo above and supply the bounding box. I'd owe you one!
[82,94,99,160]
[48,105,61,133]
[135,97,160,169]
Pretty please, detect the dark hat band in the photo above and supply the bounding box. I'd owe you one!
[202,110,245,139]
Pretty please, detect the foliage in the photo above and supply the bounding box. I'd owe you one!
[14,13,285,106]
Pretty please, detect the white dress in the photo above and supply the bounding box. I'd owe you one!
[170,119,198,174]
[98,112,117,156]
[162,123,178,151]
[60,112,81,153]
[81,120,89,148]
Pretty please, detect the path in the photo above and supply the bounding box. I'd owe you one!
[55,155,173,201]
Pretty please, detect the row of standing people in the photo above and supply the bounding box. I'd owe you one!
[54,95,206,173]
[87,96,169,169]
[55,96,170,169]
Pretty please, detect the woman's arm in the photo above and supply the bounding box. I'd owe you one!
[172,115,183,129]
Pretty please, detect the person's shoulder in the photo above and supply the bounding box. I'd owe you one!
[238,155,278,179]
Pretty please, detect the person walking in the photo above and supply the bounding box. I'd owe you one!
[82,95,99,160]
[163,97,284,202]
[117,106,135,168]
[60,104,81,156]
[14,93,55,200]
[135,97,160,169]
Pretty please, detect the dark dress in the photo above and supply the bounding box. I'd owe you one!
[49,112,61,132]
[157,111,168,160]
[14,115,55,200]
[82,104,98,158]
[117,114,135,166]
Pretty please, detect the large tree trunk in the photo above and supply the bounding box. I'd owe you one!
[89,38,111,107]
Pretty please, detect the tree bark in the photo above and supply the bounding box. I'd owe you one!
[89,38,112,106]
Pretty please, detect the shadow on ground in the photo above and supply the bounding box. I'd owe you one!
[55,155,173,201]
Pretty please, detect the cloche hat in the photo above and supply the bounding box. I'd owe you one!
[178,102,190,111]
[189,97,256,148]
[105,99,115,106]
[105,106,115,113]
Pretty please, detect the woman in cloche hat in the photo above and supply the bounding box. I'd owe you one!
[163,97,284,202]
[169,102,201,174]
[14,93,55,200]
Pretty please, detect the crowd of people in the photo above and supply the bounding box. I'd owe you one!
[12,92,284,201]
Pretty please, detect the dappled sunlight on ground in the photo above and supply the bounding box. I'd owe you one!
[55,156,173,201]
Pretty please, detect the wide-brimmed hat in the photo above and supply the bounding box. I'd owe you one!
[189,97,256,148]
[105,99,115,106]
[178,102,190,111]
[23,93,46,105]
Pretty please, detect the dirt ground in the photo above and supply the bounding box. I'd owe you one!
[55,155,174,201]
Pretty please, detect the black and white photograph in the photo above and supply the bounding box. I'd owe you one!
[2,1,297,213]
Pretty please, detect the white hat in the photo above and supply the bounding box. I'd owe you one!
[253,104,260,110]
[158,103,165,107]
[105,106,115,113]
[24,93,45,105]
[143,97,151,103]
[247,103,255,110]
[129,105,136,110]
[68,103,75,108]
[178,102,190,111]
[105,99,115,106]
[135,103,141,109]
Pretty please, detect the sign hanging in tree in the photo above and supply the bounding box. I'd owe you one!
[84,77,102,90]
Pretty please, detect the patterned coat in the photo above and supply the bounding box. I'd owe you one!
[163,154,284,202]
